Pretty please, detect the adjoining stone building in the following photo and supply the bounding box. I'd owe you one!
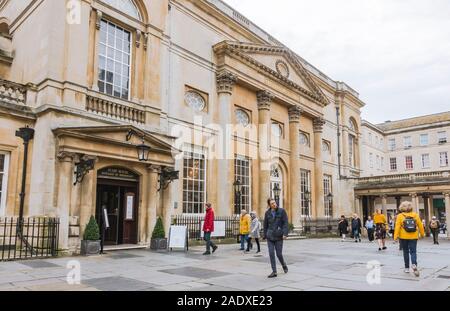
[0,0,365,253]
[358,113,450,235]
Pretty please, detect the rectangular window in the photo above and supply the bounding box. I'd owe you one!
[388,139,396,151]
[420,134,429,146]
[390,157,397,171]
[0,152,9,216]
[98,20,132,100]
[234,155,251,214]
[300,169,311,217]
[182,146,206,214]
[438,131,447,144]
[323,175,332,218]
[369,153,373,168]
[348,134,355,167]
[376,155,380,169]
[405,156,414,170]
[404,136,412,149]
[440,152,449,167]
[421,154,430,168]
[381,157,384,170]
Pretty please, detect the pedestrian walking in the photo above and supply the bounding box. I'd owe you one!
[429,216,441,245]
[351,214,362,243]
[239,209,251,251]
[202,203,218,255]
[394,201,425,277]
[374,209,388,251]
[388,215,395,239]
[247,211,261,253]
[338,215,349,242]
[263,198,289,278]
[365,216,375,242]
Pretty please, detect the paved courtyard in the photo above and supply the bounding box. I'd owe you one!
[0,237,449,291]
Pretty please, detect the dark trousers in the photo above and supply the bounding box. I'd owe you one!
[247,238,260,252]
[204,232,216,252]
[400,239,418,268]
[267,239,286,273]
[431,229,439,244]
[367,228,374,241]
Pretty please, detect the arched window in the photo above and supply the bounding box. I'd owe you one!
[299,132,310,147]
[102,0,141,20]
[349,118,358,132]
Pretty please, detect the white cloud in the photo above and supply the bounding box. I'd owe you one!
[223,0,450,123]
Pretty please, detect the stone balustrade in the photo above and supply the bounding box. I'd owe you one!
[0,79,26,106]
[357,170,450,187]
[86,94,145,124]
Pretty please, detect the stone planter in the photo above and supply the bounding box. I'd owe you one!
[80,240,101,256]
[150,238,167,251]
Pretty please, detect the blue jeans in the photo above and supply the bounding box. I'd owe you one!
[400,239,418,268]
[267,239,286,273]
[240,234,249,250]
[353,229,360,240]
[204,232,216,252]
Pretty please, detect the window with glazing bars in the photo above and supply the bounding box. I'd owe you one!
[183,148,206,214]
[300,169,311,217]
[234,156,251,214]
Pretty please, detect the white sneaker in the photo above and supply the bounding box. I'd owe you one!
[412,265,420,277]
[404,268,410,273]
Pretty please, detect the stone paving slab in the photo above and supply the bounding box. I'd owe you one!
[159,267,230,279]
[83,276,156,291]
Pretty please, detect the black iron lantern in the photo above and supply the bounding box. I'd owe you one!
[233,179,242,194]
[327,192,333,202]
[273,183,281,199]
[304,190,311,202]
[136,137,151,162]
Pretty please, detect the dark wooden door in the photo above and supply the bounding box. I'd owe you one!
[97,184,120,245]
[122,187,138,244]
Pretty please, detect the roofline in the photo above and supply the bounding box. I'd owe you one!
[376,110,450,127]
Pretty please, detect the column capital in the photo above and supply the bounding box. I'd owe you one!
[313,117,326,133]
[409,192,418,198]
[148,165,161,174]
[288,106,302,123]
[216,71,237,94]
[444,192,450,198]
[256,90,273,111]
[57,151,77,162]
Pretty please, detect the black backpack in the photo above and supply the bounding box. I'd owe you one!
[402,215,417,233]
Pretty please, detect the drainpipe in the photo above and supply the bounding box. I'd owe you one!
[336,106,343,180]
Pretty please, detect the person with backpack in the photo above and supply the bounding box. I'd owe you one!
[239,209,252,251]
[429,216,441,245]
[351,214,362,243]
[394,201,425,277]
[247,211,261,253]
[373,209,388,251]
[365,216,375,242]
[338,215,349,242]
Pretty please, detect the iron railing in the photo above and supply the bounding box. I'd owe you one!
[172,215,241,240]
[0,217,60,261]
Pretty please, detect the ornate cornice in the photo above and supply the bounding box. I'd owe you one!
[256,90,273,111]
[313,117,326,133]
[213,41,330,107]
[216,70,237,94]
[288,106,302,123]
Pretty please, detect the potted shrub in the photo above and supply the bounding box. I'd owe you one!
[80,216,101,256]
[150,217,167,250]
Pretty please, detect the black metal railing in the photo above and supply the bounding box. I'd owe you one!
[0,217,60,261]
[172,215,243,240]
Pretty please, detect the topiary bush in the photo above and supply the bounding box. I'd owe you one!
[152,217,165,239]
[83,216,100,241]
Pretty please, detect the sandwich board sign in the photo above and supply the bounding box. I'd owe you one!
[168,225,188,251]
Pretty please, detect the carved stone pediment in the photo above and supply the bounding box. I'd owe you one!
[213,41,330,107]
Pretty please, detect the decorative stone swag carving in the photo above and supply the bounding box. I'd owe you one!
[216,71,237,94]
[256,90,273,111]
[0,79,26,106]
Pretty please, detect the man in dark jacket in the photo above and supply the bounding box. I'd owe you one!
[263,199,289,278]
[351,214,362,243]
[203,203,218,255]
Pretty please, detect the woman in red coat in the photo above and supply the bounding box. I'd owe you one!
[203,203,218,255]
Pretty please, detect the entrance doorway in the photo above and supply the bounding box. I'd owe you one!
[96,167,139,245]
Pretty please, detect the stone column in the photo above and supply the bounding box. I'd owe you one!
[79,156,97,238]
[410,193,419,213]
[257,90,273,217]
[288,106,302,227]
[423,194,431,237]
[147,165,160,243]
[313,118,326,218]
[56,152,75,251]
[444,192,450,238]
[216,71,237,216]
[381,195,388,218]
[355,196,363,218]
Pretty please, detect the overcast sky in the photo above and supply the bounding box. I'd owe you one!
[223,0,450,124]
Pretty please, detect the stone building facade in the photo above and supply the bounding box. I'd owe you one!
[358,113,450,234]
[0,0,365,253]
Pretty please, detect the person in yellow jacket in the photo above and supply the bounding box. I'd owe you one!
[373,209,388,251]
[239,209,252,251]
[394,201,425,277]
